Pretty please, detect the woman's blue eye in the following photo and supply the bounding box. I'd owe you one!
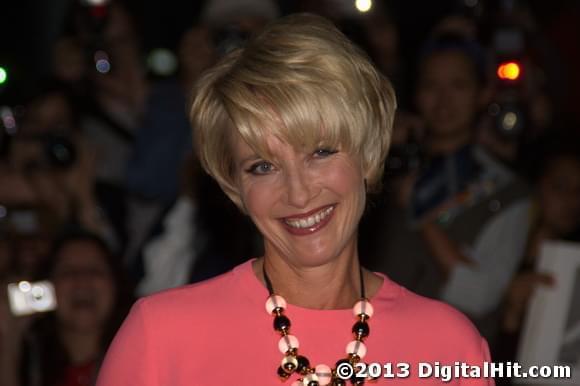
[313,148,338,157]
[246,161,274,175]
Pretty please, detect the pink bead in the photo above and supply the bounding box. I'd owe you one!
[302,373,319,385]
[353,299,374,318]
[265,295,287,314]
[291,382,302,386]
[346,340,367,359]
[278,335,299,354]
[315,364,332,385]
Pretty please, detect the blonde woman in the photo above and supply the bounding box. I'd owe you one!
[97,14,494,386]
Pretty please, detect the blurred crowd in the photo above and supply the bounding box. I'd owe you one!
[1,0,579,385]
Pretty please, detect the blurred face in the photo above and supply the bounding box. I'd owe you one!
[231,132,366,268]
[52,240,115,333]
[416,51,482,139]
[538,156,580,236]
[21,93,74,135]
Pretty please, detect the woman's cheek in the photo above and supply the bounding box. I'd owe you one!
[242,176,281,214]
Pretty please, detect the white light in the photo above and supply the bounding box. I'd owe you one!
[81,0,109,5]
[18,281,32,292]
[147,49,178,76]
[355,0,372,13]
[1,106,16,133]
[96,59,111,74]
[502,112,518,131]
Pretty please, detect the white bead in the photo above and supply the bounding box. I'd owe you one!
[353,299,374,318]
[278,335,299,354]
[315,364,332,385]
[302,373,319,385]
[346,340,367,359]
[266,295,287,314]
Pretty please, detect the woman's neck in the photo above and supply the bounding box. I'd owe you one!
[60,328,102,365]
[253,249,382,310]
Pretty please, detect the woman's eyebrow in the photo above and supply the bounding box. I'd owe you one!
[239,154,261,164]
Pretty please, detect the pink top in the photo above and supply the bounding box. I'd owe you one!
[97,259,495,385]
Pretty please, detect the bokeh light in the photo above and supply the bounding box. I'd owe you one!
[147,48,178,76]
[497,61,521,81]
[355,0,372,13]
[0,67,7,84]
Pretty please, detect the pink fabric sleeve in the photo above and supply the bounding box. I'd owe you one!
[459,337,496,386]
[96,299,157,386]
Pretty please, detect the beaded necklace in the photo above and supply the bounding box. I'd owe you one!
[263,264,374,386]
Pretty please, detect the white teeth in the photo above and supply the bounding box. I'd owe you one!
[284,206,334,229]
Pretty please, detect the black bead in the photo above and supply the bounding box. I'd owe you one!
[333,379,346,386]
[273,315,291,332]
[352,321,369,338]
[351,377,365,385]
[307,381,319,386]
[277,366,290,379]
[335,358,350,368]
[296,355,310,373]
[351,366,365,385]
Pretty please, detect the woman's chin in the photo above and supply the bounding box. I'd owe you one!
[284,246,344,268]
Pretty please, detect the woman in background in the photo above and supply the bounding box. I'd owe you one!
[0,231,132,386]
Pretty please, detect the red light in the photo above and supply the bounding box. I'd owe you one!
[497,61,521,81]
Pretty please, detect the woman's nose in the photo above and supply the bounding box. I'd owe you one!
[284,167,313,209]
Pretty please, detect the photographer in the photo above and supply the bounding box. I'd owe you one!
[0,230,133,386]
[368,34,530,344]
[0,89,115,246]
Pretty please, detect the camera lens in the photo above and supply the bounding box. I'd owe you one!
[44,136,77,169]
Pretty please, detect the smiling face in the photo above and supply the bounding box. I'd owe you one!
[231,132,366,268]
[52,240,115,333]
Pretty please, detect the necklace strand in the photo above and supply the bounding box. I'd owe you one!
[263,263,374,385]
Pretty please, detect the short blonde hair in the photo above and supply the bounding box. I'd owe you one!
[190,13,396,206]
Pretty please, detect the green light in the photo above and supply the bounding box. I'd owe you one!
[0,67,7,85]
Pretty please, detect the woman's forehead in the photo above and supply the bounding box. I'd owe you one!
[232,128,336,161]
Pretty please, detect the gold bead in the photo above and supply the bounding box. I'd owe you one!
[281,355,298,373]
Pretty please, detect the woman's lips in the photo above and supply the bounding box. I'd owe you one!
[279,205,336,236]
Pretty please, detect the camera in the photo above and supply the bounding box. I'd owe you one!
[7,280,57,316]
[43,135,77,169]
[18,134,78,172]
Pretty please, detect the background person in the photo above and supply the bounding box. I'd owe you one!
[0,230,133,386]
[494,135,580,378]
[366,34,530,345]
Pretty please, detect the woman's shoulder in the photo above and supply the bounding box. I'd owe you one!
[135,266,235,314]
[133,258,260,318]
[377,278,484,344]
